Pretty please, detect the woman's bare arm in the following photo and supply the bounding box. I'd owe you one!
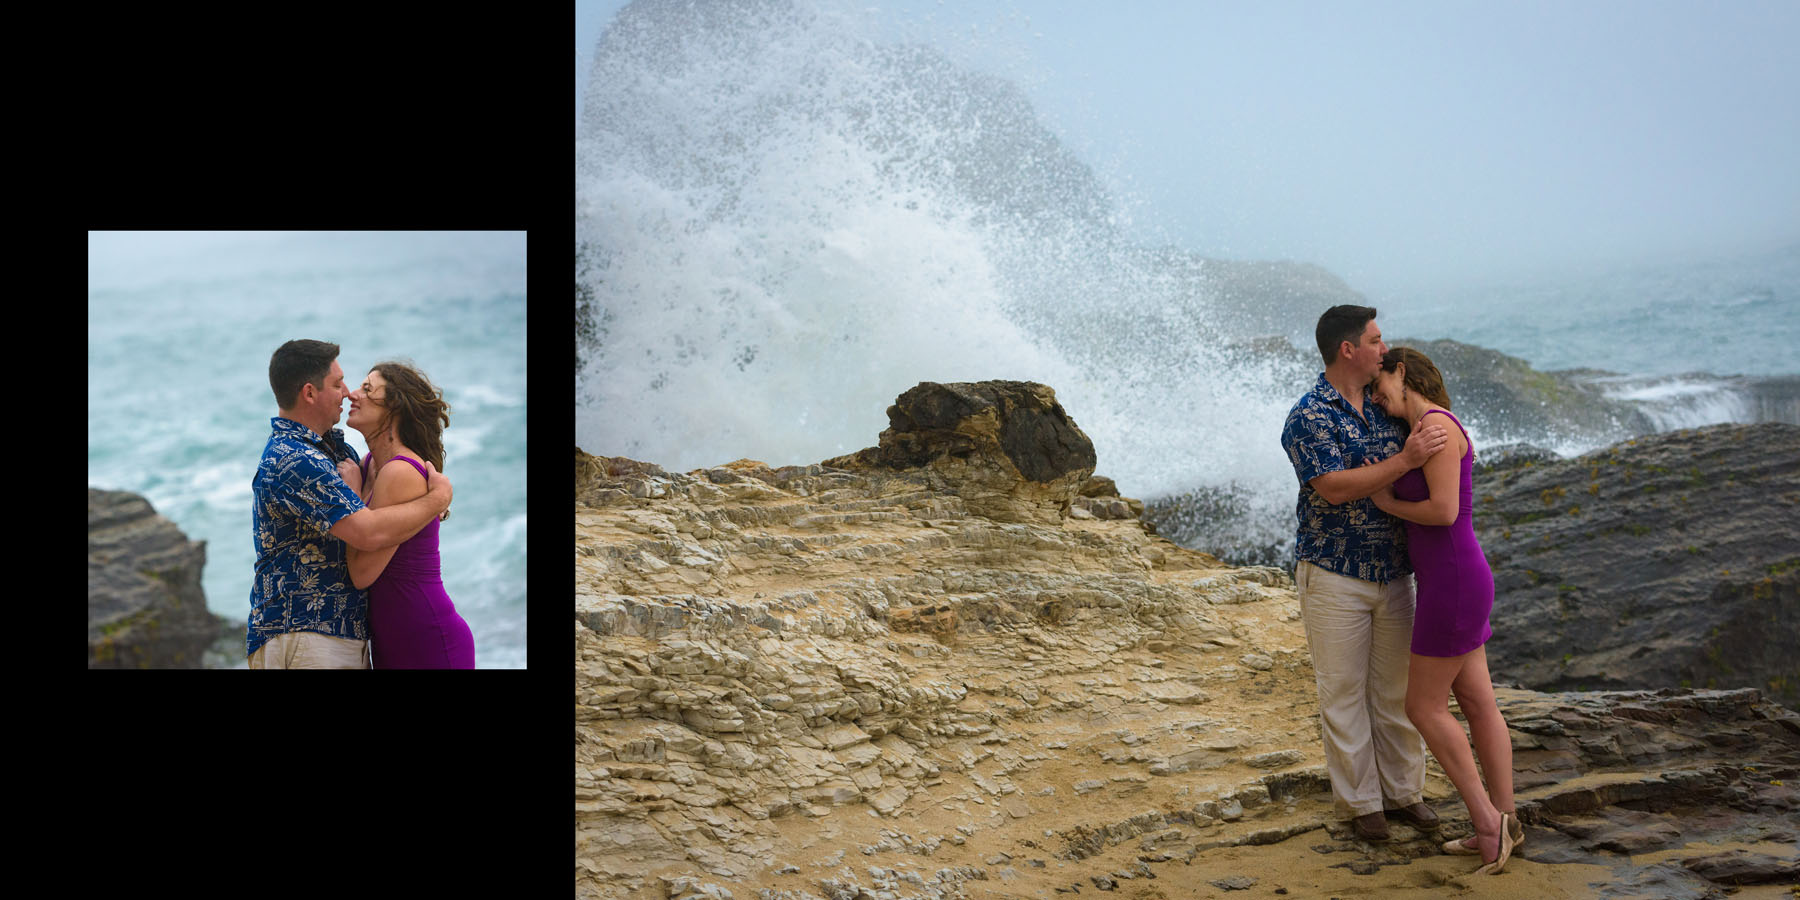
[347,459,430,589]
[1372,421,1464,527]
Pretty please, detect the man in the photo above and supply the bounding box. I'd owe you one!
[1280,306,1448,840]
[248,339,453,669]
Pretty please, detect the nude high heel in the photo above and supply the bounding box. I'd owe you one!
[1473,813,1517,875]
[1446,811,1524,855]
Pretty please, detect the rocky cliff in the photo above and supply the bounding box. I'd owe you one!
[1473,422,1800,706]
[89,488,236,668]
[575,382,1799,899]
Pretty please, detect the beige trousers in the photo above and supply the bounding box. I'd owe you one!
[248,631,371,669]
[1295,561,1425,818]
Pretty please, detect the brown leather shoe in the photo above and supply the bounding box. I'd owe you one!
[1387,802,1440,830]
[1353,811,1391,841]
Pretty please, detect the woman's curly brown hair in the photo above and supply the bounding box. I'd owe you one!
[369,360,453,520]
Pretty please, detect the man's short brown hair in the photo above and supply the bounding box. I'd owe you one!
[1314,305,1378,366]
[269,339,340,409]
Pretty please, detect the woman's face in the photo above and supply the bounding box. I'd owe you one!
[1371,365,1405,412]
[347,370,388,436]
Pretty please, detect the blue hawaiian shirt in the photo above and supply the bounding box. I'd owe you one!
[1280,374,1411,584]
[247,416,369,658]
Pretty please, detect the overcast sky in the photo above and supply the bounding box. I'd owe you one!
[577,0,1800,297]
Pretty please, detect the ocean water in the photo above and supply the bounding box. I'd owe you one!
[576,1,1797,558]
[1407,245,1800,378]
[88,231,528,668]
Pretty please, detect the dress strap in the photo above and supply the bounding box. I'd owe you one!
[1419,409,1472,456]
[383,455,431,480]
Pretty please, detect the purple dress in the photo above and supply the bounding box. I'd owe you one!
[361,454,475,669]
[1392,410,1494,658]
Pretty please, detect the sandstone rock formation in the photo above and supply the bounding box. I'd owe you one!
[89,488,234,668]
[823,381,1096,526]
[575,386,1800,900]
[1473,423,1800,706]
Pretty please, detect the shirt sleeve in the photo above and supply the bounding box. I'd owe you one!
[1282,404,1346,487]
[271,448,367,535]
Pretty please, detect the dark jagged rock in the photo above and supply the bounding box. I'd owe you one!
[88,488,233,669]
[1400,339,1654,446]
[1495,686,1800,896]
[1473,441,1562,474]
[1473,423,1800,705]
[825,381,1097,524]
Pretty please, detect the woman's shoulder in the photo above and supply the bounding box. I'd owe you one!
[1420,409,1471,457]
[1425,412,1468,457]
[373,452,429,498]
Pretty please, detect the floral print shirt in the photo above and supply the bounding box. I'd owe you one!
[247,416,368,658]
[1281,374,1412,584]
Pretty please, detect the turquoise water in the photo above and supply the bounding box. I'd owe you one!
[1406,244,1800,378]
[88,231,528,668]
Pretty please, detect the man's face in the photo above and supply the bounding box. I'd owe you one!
[1346,320,1389,384]
[306,360,352,426]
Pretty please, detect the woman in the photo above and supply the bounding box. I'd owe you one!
[340,361,476,669]
[1369,347,1519,874]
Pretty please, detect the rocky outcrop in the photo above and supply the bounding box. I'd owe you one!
[1401,339,1655,446]
[1473,423,1800,706]
[1481,687,1799,895]
[89,488,234,669]
[823,381,1096,525]
[575,388,1800,900]
[576,437,1326,898]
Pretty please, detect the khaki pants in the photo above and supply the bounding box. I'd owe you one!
[1295,561,1425,818]
[248,631,371,669]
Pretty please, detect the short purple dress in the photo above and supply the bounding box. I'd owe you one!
[1392,410,1494,657]
[361,455,475,669]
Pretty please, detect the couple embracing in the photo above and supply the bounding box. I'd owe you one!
[247,339,475,669]
[1281,306,1519,874]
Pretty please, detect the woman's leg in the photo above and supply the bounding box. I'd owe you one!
[1407,651,1504,861]
[1450,646,1515,818]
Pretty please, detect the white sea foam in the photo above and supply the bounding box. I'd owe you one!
[1598,375,1755,431]
[576,0,1303,557]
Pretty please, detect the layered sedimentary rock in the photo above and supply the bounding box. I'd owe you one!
[575,382,1800,900]
[89,488,233,668]
[1473,423,1800,706]
[823,380,1097,526]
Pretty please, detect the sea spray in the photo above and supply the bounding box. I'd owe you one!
[577,0,1304,557]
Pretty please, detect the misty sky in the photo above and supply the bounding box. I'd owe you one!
[577,0,1800,298]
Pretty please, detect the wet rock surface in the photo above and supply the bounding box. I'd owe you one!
[1473,422,1800,706]
[88,488,235,669]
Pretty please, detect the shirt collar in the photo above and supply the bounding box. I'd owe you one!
[271,415,317,437]
[270,416,352,456]
[1311,373,1384,421]
[1311,373,1357,408]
